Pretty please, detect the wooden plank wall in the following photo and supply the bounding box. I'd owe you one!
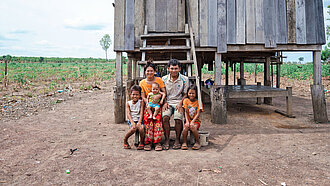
[246,0,256,43]
[255,0,264,43]
[295,0,306,44]
[209,0,218,47]
[217,0,227,53]
[276,0,287,44]
[134,0,145,47]
[114,0,327,51]
[315,0,325,44]
[236,0,246,44]
[264,0,276,48]
[124,0,135,50]
[226,0,236,44]
[286,0,296,43]
[114,0,125,51]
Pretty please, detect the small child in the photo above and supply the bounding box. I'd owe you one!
[146,82,165,120]
[124,85,145,150]
[181,85,202,150]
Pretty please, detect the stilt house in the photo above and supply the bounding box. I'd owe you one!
[113,0,328,124]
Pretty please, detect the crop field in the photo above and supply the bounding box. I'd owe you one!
[202,62,330,80]
[1,59,329,95]
[0,61,128,94]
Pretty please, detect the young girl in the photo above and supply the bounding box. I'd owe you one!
[182,85,202,150]
[124,85,145,150]
[146,82,165,120]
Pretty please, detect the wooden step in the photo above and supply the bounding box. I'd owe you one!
[138,60,194,65]
[140,46,190,51]
[141,33,190,39]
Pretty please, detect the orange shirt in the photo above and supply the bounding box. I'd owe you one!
[183,98,202,123]
[139,77,165,95]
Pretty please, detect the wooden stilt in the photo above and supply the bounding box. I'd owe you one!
[114,52,126,124]
[211,86,227,124]
[276,63,281,88]
[239,61,246,85]
[225,61,229,85]
[286,87,293,117]
[211,53,227,124]
[311,51,328,123]
[233,62,236,85]
[214,53,222,86]
[264,56,272,104]
[133,58,137,80]
[256,82,262,104]
[126,57,134,100]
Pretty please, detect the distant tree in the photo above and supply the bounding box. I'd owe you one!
[99,34,112,61]
[40,57,44,62]
[298,57,304,63]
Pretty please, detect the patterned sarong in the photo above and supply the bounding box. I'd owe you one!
[143,108,164,144]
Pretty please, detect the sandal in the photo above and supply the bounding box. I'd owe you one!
[172,143,181,150]
[144,144,151,151]
[192,143,201,150]
[123,143,131,149]
[155,144,163,151]
[137,144,144,150]
[181,143,188,150]
[162,144,170,150]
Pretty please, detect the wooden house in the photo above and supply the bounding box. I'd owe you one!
[113,0,328,124]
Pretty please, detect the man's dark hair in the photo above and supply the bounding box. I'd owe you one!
[130,85,141,94]
[168,59,181,68]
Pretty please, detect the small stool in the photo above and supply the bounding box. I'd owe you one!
[190,131,209,146]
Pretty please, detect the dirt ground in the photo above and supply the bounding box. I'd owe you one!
[0,77,329,185]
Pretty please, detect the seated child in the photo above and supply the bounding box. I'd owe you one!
[146,82,165,120]
[124,85,145,150]
[181,85,202,150]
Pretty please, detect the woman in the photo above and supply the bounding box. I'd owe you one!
[139,61,166,151]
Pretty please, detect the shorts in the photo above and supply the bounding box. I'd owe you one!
[162,104,183,120]
[148,102,160,108]
[128,120,144,128]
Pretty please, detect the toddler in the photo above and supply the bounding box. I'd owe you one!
[146,82,165,120]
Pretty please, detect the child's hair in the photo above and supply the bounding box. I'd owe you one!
[187,84,198,99]
[130,85,141,94]
[152,82,159,88]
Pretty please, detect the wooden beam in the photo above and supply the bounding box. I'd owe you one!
[264,56,272,104]
[127,57,132,80]
[313,51,322,85]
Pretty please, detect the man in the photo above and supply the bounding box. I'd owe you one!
[162,59,189,150]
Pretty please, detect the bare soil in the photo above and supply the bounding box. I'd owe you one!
[0,77,329,185]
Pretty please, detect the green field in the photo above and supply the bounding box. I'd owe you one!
[1,60,329,93]
[202,62,330,80]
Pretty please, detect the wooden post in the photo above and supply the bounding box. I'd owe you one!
[276,63,281,88]
[233,62,236,85]
[133,58,137,80]
[126,57,134,101]
[214,53,222,86]
[311,51,328,123]
[254,63,257,83]
[239,61,246,85]
[264,56,272,104]
[4,57,8,87]
[256,82,262,104]
[114,52,126,123]
[286,87,293,117]
[211,86,227,124]
[225,61,229,85]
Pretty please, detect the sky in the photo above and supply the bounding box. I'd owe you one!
[0,0,329,62]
